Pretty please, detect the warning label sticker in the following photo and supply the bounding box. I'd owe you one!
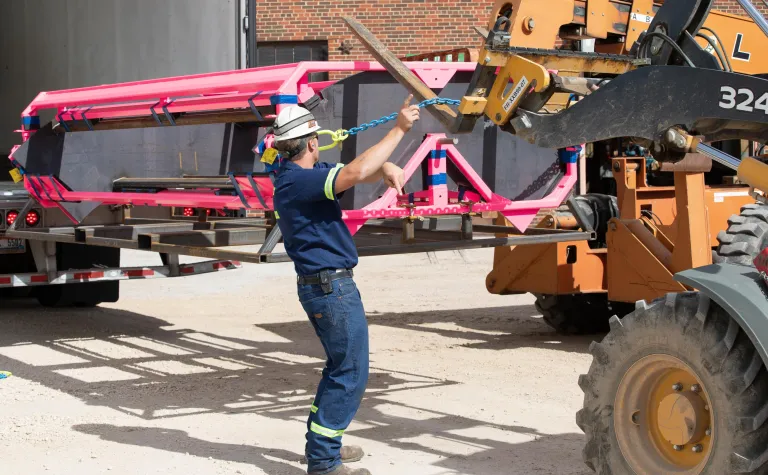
[502,76,529,113]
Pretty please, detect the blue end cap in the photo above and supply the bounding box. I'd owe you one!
[558,145,582,164]
[270,95,299,105]
[427,173,448,186]
[22,115,41,130]
[429,150,447,159]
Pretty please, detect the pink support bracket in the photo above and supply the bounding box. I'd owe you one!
[342,134,576,235]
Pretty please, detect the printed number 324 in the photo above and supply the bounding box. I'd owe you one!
[720,86,768,112]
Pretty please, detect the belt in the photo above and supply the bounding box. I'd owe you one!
[297,268,353,286]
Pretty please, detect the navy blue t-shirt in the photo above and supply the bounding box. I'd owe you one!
[273,160,359,276]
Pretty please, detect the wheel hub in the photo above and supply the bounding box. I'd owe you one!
[657,391,710,446]
[614,354,714,474]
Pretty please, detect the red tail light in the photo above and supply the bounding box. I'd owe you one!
[6,211,18,226]
[25,210,40,227]
[182,207,195,217]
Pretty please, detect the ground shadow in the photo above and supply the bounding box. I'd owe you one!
[74,423,592,475]
[0,298,595,474]
[74,424,306,475]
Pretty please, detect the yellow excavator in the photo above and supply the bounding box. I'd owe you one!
[343,0,768,472]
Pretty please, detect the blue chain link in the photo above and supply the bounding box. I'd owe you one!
[346,97,461,136]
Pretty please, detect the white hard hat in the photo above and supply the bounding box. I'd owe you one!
[272,106,321,142]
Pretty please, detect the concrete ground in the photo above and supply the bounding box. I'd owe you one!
[0,248,596,475]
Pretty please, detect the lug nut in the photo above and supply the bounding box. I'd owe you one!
[691,384,701,393]
[672,383,683,391]
[706,428,712,436]
[692,444,703,453]
[673,445,683,451]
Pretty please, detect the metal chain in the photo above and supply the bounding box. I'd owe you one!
[346,97,461,136]
[513,160,563,201]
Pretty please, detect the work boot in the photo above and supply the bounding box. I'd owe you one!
[302,445,365,464]
[308,463,371,475]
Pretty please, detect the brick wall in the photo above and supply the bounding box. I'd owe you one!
[714,0,768,15]
[255,0,766,64]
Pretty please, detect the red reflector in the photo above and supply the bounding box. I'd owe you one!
[183,207,195,217]
[124,269,154,278]
[6,211,18,226]
[0,277,11,285]
[25,210,40,227]
[213,262,227,270]
[180,266,195,274]
[73,271,104,280]
[30,275,48,283]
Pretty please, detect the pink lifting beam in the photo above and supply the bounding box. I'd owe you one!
[10,60,575,234]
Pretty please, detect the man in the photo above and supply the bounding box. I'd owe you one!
[271,95,420,475]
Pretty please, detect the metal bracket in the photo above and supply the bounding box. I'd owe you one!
[257,224,283,258]
[228,173,250,208]
[246,173,268,209]
[248,91,264,121]
[162,99,177,126]
[566,196,597,240]
[80,107,94,131]
[57,110,72,132]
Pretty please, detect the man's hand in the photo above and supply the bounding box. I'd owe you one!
[381,162,405,195]
[396,94,420,133]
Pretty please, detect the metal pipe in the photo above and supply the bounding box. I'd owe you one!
[737,0,768,39]
[695,143,741,171]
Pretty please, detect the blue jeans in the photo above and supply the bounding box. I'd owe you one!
[297,276,369,474]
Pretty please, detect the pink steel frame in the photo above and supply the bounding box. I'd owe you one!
[11,61,576,234]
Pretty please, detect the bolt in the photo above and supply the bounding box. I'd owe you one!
[613,161,621,172]
[673,445,683,451]
[631,411,640,425]
[691,384,701,393]
[705,405,709,411]
[705,428,712,436]
[672,383,683,392]
[675,136,687,149]
[527,18,535,30]
[484,56,491,64]
[495,113,502,121]
[692,444,703,453]
[651,44,661,55]
[609,222,617,231]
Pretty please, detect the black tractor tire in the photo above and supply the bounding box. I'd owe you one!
[716,203,768,265]
[577,292,768,474]
[534,293,634,335]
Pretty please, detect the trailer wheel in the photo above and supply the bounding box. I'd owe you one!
[35,283,112,308]
[534,293,633,335]
[33,244,120,308]
[716,203,768,265]
[577,292,768,474]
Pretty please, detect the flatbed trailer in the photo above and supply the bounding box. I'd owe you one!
[0,183,244,305]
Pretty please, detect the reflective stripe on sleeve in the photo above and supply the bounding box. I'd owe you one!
[310,421,344,439]
[324,163,344,200]
[310,404,318,414]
